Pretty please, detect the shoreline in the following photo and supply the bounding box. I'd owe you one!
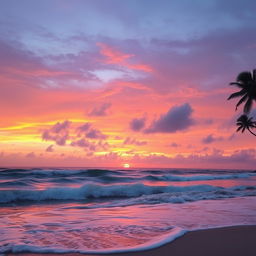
[6,225,256,256]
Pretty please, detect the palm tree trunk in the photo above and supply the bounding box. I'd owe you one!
[253,69,256,81]
[248,128,256,136]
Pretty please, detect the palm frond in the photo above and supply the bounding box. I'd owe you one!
[235,94,248,110]
[243,98,253,113]
[237,71,253,83]
[227,89,246,100]
[229,82,244,88]
[236,126,243,132]
[237,114,248,122]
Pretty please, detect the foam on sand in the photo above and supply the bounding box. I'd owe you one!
[1,227,186,254]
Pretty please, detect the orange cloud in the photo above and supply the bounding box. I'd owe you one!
[97,42,133,64]
[97,42,153,72]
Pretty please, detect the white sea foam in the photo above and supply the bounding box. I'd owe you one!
[150,173,256,181]
[0,227,186,254]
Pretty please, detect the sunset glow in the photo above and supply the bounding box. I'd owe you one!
[0,0,255,169]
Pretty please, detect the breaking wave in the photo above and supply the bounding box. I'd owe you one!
[1,183,256,205]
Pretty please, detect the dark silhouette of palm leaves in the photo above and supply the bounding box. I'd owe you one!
[228,69,256,113]
[236,114,256,136]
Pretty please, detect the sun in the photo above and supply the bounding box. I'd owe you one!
[123,163,130,168]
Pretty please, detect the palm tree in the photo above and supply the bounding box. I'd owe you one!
[236,114,256,136]
[228,69,256,113]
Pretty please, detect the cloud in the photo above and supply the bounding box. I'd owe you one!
[70,138,109,152]
[42,120,71,146]
[123,137,147,146]
[51,120,71,133]
[170,142,179,147]
[70,139,96,151]
[26,152,36,158]
[145,103,194,133]
[42,130,69,146]
[97,141,109,150]
[46,145,54,152]
[131,148,256,169]
[130,117,146,131]
[2,2,256,169]
[97,42,152,72]
[89,103,111,116]
[42,120,108,153]
[78,122,91,131]
[86,128,107,140]
[77,123,91,137]
[202,134,223,144]
[97,42,133,64]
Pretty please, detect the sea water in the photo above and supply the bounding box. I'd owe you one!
[0,168,256,254]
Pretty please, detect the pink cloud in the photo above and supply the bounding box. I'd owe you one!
[97,42,133,64]
[97,42,153,72]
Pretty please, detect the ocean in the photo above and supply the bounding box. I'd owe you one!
[1,167,256,254]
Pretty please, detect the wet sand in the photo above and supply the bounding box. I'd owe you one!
[7,225,256,256]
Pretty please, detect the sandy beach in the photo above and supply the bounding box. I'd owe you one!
[7,225,256,256]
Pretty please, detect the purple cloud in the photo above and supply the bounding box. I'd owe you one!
[78,123,91,132]
[123,137,147,146]
[71,139,96,151]
[42,120,71,146]
[56,134,69,146]
[46,145,54,152]
[51,120,71,133]
[71,138,109,152]
[89,103,111,116]
[202,134,223,144]
[130,117,146,131]
[77,123,91,137]
[145,103,194,133]
[170,142,179,147]
[85,128,108,140]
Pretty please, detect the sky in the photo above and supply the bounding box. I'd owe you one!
[1,0,256,169]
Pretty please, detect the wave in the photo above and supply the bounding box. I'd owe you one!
[1,168,254,182]
[0,168,123,179]
[145,173,256,182]
[1,227,186,254]
[1,182,255,204]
